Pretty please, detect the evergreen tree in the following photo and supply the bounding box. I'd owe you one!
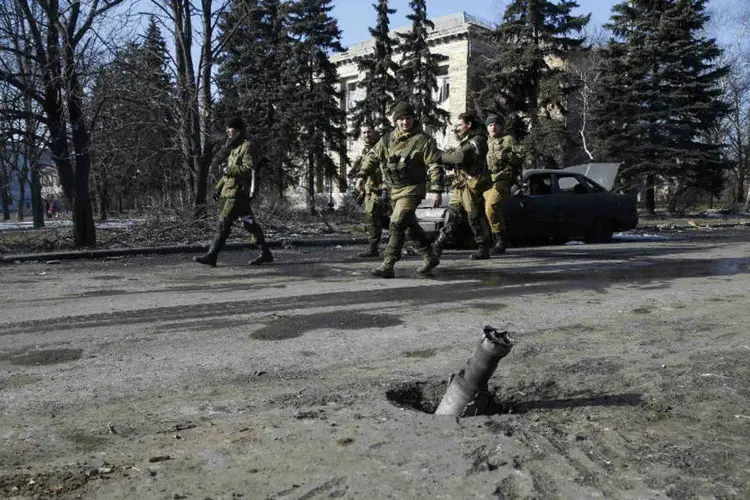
[215,0,299,197]
[349,0,400,136]
[594,0,730,213]
[89,18,177,215]
[395,0,450,134]
[476,0,589,168]
[287,0,346,213]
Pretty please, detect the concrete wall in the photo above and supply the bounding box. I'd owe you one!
[332,12,494,186]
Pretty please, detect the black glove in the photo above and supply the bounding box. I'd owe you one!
[213,188,221,201]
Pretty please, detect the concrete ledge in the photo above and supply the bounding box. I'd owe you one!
[0,236,369,264]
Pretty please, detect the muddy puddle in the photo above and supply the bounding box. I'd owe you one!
[0,348,83,366]
[252,311,403,340]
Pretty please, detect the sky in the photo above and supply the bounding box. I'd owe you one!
[332,0,621,48]
[331,0,744,49]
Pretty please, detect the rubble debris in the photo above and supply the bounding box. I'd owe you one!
[148,455,172,463]
[435,325,514,417]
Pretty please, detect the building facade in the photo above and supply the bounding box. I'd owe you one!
[332,11,495,185]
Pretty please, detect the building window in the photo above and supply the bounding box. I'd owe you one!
[434,65,450,104]
[345,80,363,111]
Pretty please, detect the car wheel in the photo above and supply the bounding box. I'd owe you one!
[585,219,614,243]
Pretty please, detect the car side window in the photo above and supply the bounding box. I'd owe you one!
[558,174,589,194]
[527,174,554,195]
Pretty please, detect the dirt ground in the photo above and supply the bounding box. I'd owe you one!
[1,227,749,499]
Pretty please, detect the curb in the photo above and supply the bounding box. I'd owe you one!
[0,236,369,264]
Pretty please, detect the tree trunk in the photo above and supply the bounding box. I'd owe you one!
[193,153,210,218]
[1,187,10,221]
[16,174,26,221]
[30,165,44,228]
[99,180,108,222]
[307,150,316,215]
[646,174,656,215]
[66,59,96,247]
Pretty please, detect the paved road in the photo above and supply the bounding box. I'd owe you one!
[1,228,749,499]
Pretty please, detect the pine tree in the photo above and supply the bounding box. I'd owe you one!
[476,0,589,168]
[349,0,400,136]
[287,0,347,213]
[215,0,299,197]
[594,0,730,213]
[89,17,178,215]
[395,0,450,134]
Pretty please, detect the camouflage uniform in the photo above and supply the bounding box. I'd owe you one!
[351,140,389,257]
[484,134,524,252]
[359,121,444,278]
[433,128,492,258]
[195,133,273,266]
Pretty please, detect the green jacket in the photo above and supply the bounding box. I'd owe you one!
[359,126,444,201]
[350,142,383,195]
[441,129,491,193]
[487,135,524,184]
[215,140,255,218]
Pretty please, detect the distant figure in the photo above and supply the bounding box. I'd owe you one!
[484,115,525,254]
[350,122,388,258]
[46,199,56,219]
[194,116,273,267]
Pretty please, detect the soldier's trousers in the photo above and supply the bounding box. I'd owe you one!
[364,192,389,246]
[212,198,268,253]
[384,196,431,265]
[483,182,511,234]
[445,186,491,245]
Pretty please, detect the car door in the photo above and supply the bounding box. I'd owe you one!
[553,173,598,237]
[505,172,561,240]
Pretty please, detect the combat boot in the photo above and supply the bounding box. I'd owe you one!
[249,244,274,265]
[358,242,380,258]
[371,261,395,279]
[194,253,218,267]
[194,227,227,267]
[431,231,448,258]
[470,241,490,260]
[416,253,440,275]
[491,232,506,255]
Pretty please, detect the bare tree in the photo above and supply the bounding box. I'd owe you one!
[0,0,130,246]
[718,61,750,206]
[150,0,235,217]
[567,32,606,163]
[710,0,750,210]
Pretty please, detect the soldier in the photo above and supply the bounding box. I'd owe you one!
[355,102,444,279]
[431,112,493,260]
[194,116,273,267]
[484,114,525,254]
[350,123,389,258]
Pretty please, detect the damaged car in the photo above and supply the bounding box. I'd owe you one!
[417,163,639,247]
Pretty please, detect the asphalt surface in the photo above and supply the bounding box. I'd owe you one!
[1,226,749,499]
